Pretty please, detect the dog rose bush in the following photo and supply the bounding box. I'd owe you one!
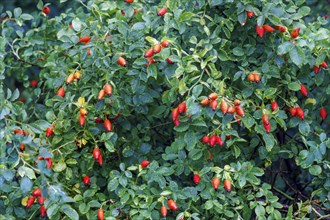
[0,0,329,219]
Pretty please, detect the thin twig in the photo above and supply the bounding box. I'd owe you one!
[16,57,43,68]
[7,39,43,68]
[272,186,294,201]
[0,17,16,22]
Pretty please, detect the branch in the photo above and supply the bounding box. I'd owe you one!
[272,186,294,201]
[0,17,16,23]
[16,57,43,68]
[7,40,44,68]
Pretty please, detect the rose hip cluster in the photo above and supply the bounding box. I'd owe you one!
[247,72,261,83]
[313,61,328,74]
[202,134,224,147]
[171,102,187,126]
[37,157,52,169]
[46,124,54,137]
[200,93,245,125]
[14,129,28,151]
[200,93,245,116]
[26,188,47,218]
[289,106,305,120]
[262,114,271,133]
[144,39,172,67]
[255,21,300,39]
[93,147,103,166]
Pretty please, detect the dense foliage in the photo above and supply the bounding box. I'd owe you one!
[1,0,330,219]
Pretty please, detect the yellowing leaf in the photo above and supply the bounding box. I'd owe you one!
[53,160,67,172]
[78,97,85,105]
[305,98,316,105]
[21,196,28,206]
[75,138,87,148]
[265,160,272,168]
[145,36,159,46]
[17,20,23,26]
[218,81,226,96]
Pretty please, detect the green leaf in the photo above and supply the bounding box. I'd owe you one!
[99,2,116,10]
[233,145,241,158]
[176,212,185,220]
[257,16,265,27]
[184,131,197,150]
[205,200,213,210]
[36,120,51,129]
[189,36,197,44]
[289,46,305,66]
[313,28,330,41]
[83,189,96,198]
[132,22,145,30]
[242,116,255,129]
[277,42,293,55]
[268,14,281,25]
[233,71,242,81]
[233,47,244,56]
[179,80,188,96]
[190,118,206,126]
[262,133,275,151]
[66,159,77,165]
[299,121,310,136]
[183,187,197,198]
[160,191,172,196]
[209,0,223,6]
[242,88,253,98]
[288,82,301,91]
[18,167,36,179]
[188,149,203,160]
[46,111,56,122]
[105,141,115,152]
[72,18,82,31]
[305,98,316,106]
[319,133,326,142]
[6,88,12,99]
[218,49,230,61]
[174,123,189,132]
[308,165,322,176]
[158,167,175,176]
[147,65,157,79]
[264,88,277,98]
[139,143,151,154]
[20,176,32,193]
[298,6,310,17]
[78,203,89,214]
[10,88,19,101]
[47,204,60,219]
[251,167,264,176]
[53,160,67,172]
[238,12,247,25]
[238,175,246,188]
[204,27,210,36]
[224,210,234,218]
[14,8,22,18]
[255,205,265,216]
[315,52,326,66]
[36,0,43,9]
[275,117,287,130]
[179,12,195,22]
[107,179,119,191]
[145,36,158,45]
[60,205,79,220]
[20,13,34,20]
[192,85,203,97]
